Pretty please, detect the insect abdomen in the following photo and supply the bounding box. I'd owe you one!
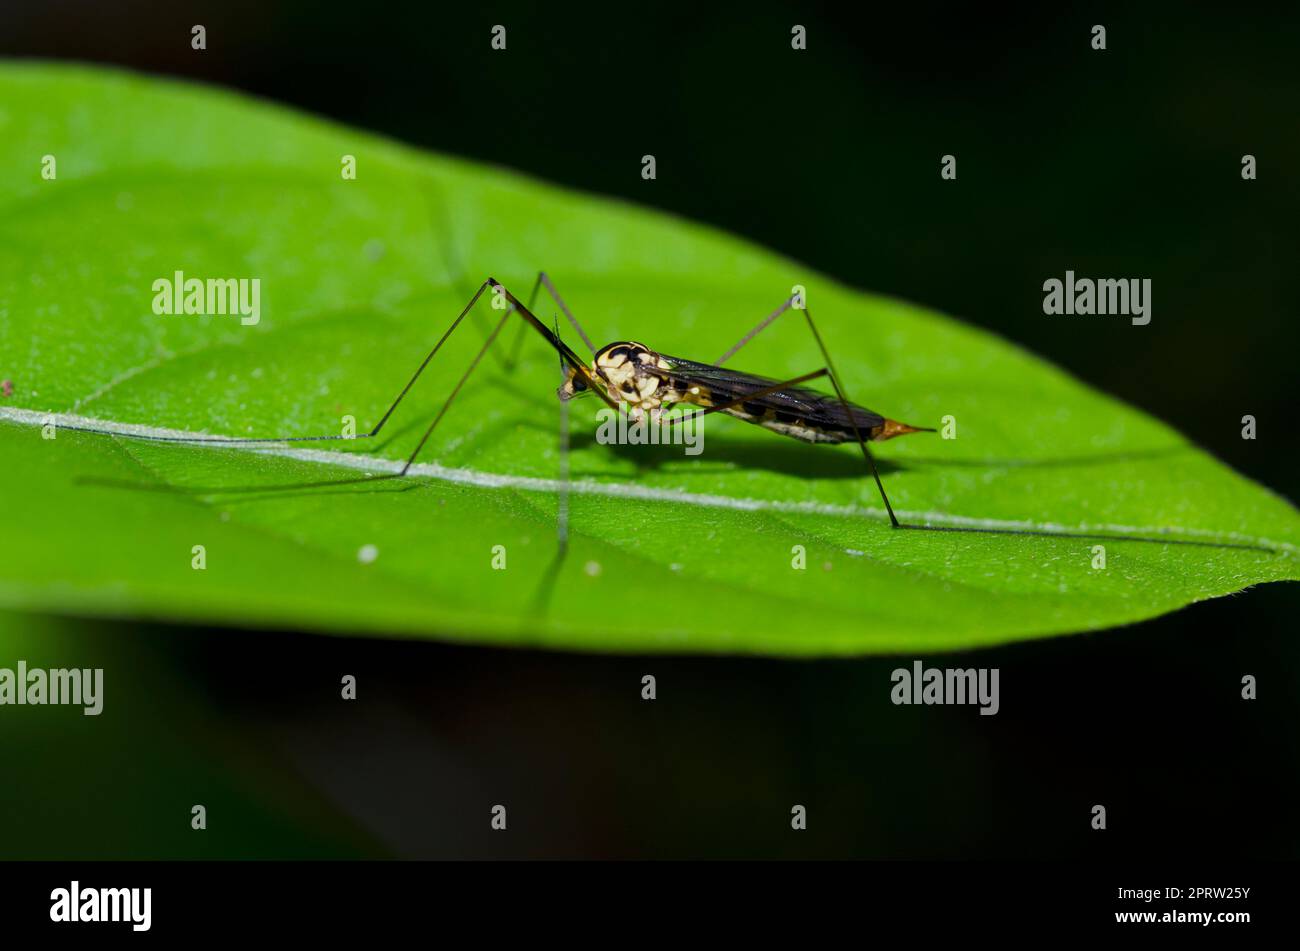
[716,402,867,444]
[666,369,932,444]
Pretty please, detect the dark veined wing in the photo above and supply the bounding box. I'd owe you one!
[653,353,886,435]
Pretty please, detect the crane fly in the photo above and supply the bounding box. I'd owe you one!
[54,273,933,535]
[562,343,932,445]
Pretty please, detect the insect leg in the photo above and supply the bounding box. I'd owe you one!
[552,316,571,552]
[500,269,599,372]
[711,292,902,528]
[55,279,604,457]
[397,301,514,474]
[799,306,900,528]
[489,280,618,410]
[497,277,539,372]
[52,280,495,446]
[398,279,614,473]
[713,297,797,366]
[528,272,597,355]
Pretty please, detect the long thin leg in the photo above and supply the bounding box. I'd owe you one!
[523,278,590,548]
[798,306,900,527]
[398,279,617,474]
[75,281,589,512]
[398,305,574,542]
[52,280,494,446]
[714,296,795,366]
[502,271,600,372]
[498,279,536,372]
[54,278,601,449]
[707,293,901,528]
[530,272,597,355]
[417,184,578,375]
[489,279,617,410]
[552,317,571,552]
[398,304,513,474]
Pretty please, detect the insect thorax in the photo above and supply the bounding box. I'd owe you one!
[591,341,671,409]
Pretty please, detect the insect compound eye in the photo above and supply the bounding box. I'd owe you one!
[556,371,589,402]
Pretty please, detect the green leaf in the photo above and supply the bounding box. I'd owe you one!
[0,63,1295,655]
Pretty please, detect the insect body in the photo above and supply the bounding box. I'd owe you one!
[52,272,1282,555]
[560,341,933,445]
[56,274,925,532]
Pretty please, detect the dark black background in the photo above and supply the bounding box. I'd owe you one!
[1,1,1296,859]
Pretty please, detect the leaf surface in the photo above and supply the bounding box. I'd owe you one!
[0,64,1295,655]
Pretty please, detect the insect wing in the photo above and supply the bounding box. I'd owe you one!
[655,354,885,431]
